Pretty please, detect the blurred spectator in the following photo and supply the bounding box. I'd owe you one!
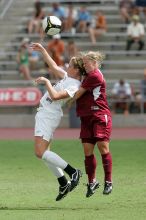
[29,50,40,70]
[126,15,145,54]
[50,2,65,19]
[20,37,40,71]
[47,34,65,74]
[27,1,45,34]
[141,69,146,100]
[88,11,107,44]
[135,0,146,7]
[76,6,91,33]
[135,0,146,17]
[16,38,32,80]
[119,0,135,24]
[50,3,66,31]
[134,69,146,112]
[37,62,52,95]
[64,40,78,64]
[140,68,146,112]
[111,79,132,115]
[64,4,77,33]
[43,62,51,80]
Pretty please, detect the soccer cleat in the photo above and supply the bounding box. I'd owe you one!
[56,181,71,201]
[70,169,82,192]
[103,181,113,195]
[86,181,100,198]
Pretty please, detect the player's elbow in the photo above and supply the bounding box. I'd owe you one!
[51,97,58,101]
[51,94,59,101]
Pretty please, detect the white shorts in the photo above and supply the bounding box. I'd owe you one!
[34,109,61,141]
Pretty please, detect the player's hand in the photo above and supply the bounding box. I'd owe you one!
[30,43,44,52]
[35,77,49,84]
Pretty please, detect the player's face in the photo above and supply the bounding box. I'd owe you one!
[83,56,95,73]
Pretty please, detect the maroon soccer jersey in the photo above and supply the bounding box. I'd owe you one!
[76,69,111,117]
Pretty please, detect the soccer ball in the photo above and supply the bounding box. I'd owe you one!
[42,16,62,36]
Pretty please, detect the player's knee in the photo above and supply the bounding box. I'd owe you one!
[97,141,109,154]
[98,145,109,154]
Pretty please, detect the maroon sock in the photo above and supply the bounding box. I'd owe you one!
[101,152,112,182]
[84,154,97,183]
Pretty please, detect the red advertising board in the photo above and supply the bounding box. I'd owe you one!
[0,87,42,106]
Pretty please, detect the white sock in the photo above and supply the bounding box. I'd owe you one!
[43,160,64,178]
[42,150,68,170]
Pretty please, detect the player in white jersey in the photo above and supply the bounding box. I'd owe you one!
[31,43,85,201]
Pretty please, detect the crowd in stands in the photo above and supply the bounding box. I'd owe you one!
[126,14,145,54]
[15,0,146,113]
[47,34,65,68]
[27,1,45,34]
[16,37,39,80]
[88,10,107,44]
[137,69,146,112]
[111,79,133,115]
[111,69,146,114]
[16,38,33,80]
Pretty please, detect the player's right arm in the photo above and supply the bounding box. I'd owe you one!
[30,43,65,79]
[74,87,86,100]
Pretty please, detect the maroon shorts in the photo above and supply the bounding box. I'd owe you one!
[80,114,112,144]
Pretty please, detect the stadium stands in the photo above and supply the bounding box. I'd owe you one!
[0,0,146,128]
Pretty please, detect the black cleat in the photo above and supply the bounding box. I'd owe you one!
[86,181,100,198]
[103,181,113,195]
[56,181,71,201]
[70,169,82,192]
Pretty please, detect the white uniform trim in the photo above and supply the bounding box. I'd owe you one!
[104,114,108,126]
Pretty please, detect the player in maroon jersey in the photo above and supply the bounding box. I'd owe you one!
[75,51,113,197]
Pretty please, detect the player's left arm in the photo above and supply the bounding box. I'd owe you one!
[35,77,69,100]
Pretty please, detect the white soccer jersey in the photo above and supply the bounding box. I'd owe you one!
[39,72,81,117]
[35,72,80,141]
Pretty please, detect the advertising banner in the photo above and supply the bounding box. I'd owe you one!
[0,87,42,106]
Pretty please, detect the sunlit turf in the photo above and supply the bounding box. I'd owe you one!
[0,139,146,220]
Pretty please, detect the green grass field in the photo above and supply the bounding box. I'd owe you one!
[0,139,146,220]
